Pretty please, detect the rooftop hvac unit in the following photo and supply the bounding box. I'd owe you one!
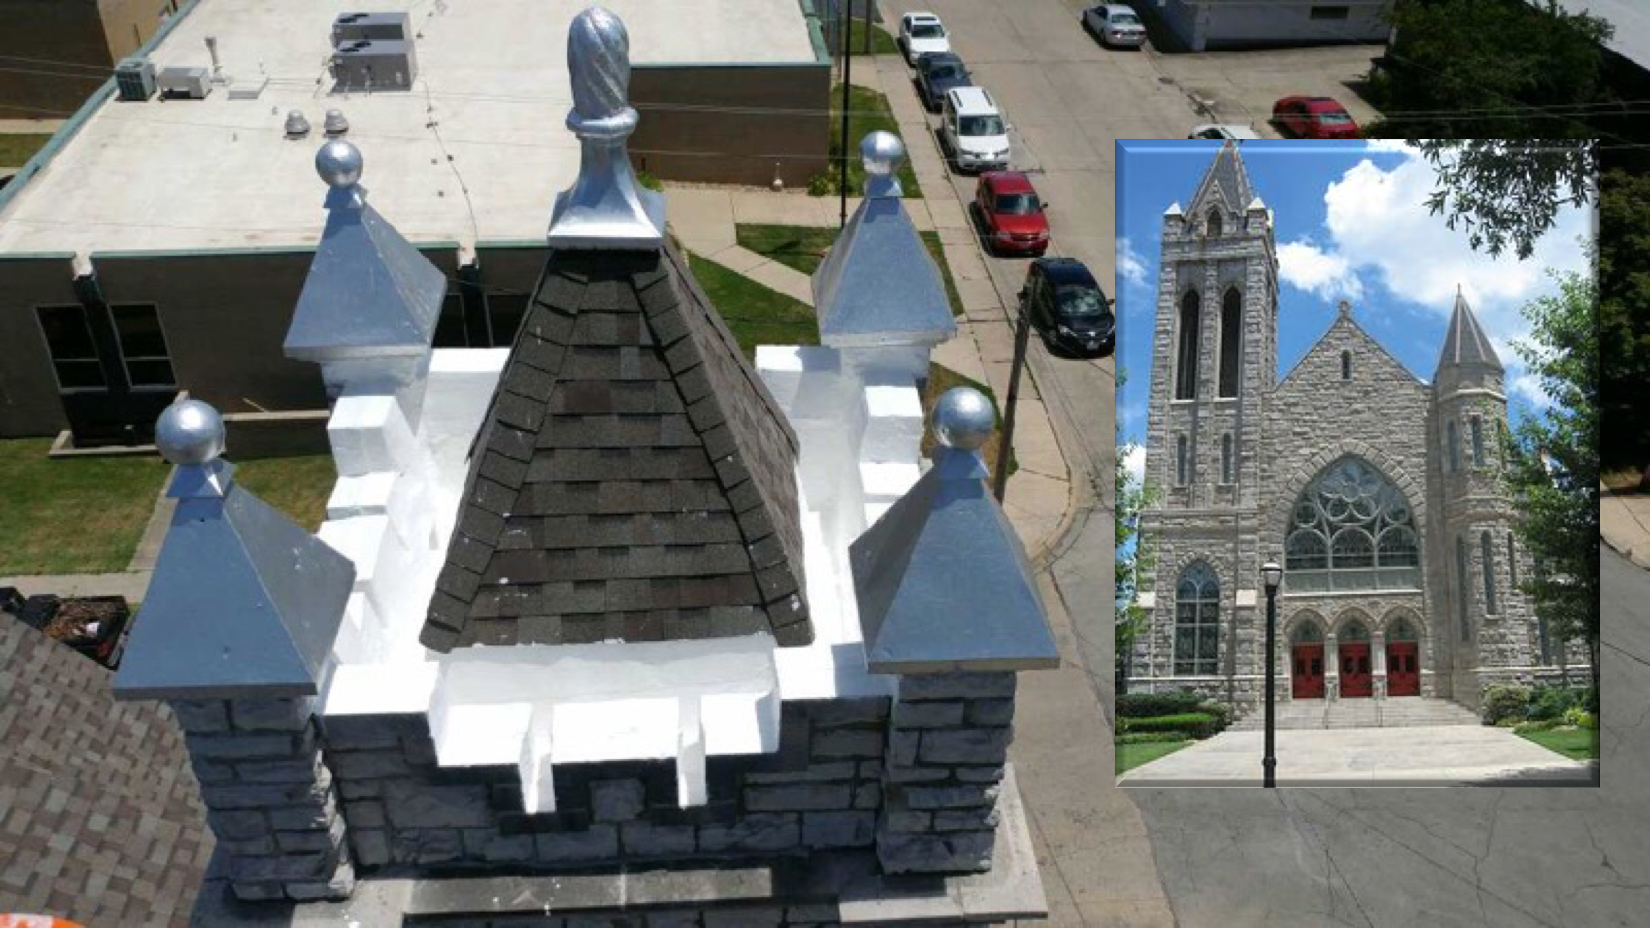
[158,66,211,99]
[115,57,156,101]
[330,39,416,92]
[332,11,411,45]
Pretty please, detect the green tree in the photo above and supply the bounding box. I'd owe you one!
[1598,169,1650,470]
[1506,269,1599,696]
[1115,374,1157,694]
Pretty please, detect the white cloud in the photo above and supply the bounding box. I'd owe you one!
[1116,236,1149,288]
[1363,139,1420,158]
[1277,240,1364,302]
[1123,443,1146,490]
[1508,371,1552,411]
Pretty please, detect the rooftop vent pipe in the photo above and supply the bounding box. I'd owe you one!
[324,108,349,136]
[284,109,311,138]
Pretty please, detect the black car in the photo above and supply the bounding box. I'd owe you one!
[915,52,972,112]
[1019,257,1115,357]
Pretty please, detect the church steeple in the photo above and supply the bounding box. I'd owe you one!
[1188,140,1256,218]
[1435,286,1502,375]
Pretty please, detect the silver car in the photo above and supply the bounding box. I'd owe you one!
[1083,4,1146,49]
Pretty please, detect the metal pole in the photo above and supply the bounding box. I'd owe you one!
[1264,584,1278,788]
[995,311,1030,501]
[863,1,873,55]
[839,1,852,228]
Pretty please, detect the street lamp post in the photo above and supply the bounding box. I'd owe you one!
[1261,561,1283,788]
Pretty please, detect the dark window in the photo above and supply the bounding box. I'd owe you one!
[1507,534,1518,588]
[1341,350,1351,380]
[487,292,530,346]
[36,304,106,390]
[1206,208,1222,237]
[1218,287,1241,397]
[1446,420,1460,472]
[1220,433,1233,484]
[1457,536,1470,640]
[1471,416,1485,466]
[1174,562,1220,675]
[1176,434,1189,486]
[433,291,467,347]
[1481,531,1498,615]
[109,303,174,388]
[1175,290,1199,400]
[1311,6,1350,20]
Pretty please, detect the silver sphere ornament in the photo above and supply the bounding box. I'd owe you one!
[315,139,363,187]
[934,387,994,451]
[860,131,905,177]
[156,399,226,465]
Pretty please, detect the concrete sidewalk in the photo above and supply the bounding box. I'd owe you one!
[1600,486,1650,569]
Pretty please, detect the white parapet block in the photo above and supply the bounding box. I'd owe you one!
[326,471,396,520]
[859,383,925,464]
[328,391,419,477]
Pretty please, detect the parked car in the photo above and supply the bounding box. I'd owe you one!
[1019,258,1115,358]
[915,52,972,112]
[1272,96,1360,139]
[899,12,951,64]
[1188,124,1260,141]
[941,87,1010,173]
[1083,4,1147,48]
[973,171,1050,256]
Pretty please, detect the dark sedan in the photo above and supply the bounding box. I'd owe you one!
[915,52,972,112]
[1019,258,1115,358]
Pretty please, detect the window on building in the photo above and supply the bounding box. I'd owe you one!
[433,291,467,347]
[1481,531,1497,614]
[1341,350,1351,380]
[1220,433,1233,484]
[1311,5,1350,19]
[36,304,106,390]
[1446,420,1461,472]
[1174,562,1220,675]
[109,304,175,388]
[1175,291,1200,400]
[1218,288,1241,397]
[486,292,530,346]
[1206,208,1222,237]
[1538,615,1551,665]
[1457,535,1470,641]
[1507,534,1518,588]
[1284,456,1419,591]
[1176,434,1189,486]
[1470,416,1485,466]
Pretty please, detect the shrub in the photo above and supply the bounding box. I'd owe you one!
[1118,712,1221,739]
[1563,706,1598,730]
[1196,700,1231,733]
[1527,685,1583,721]
[807,170,848,197]
[1583,686,1600,713]
[636,170,664,192]
[1115,732,1189,745]
[1117,690,1206,719]
[1514,719,1559,733]
[1481,684,1531,726]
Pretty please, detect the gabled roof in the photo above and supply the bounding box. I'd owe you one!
[422,243,812,651]
[1278,305,1426,391]
[1188,141,1255,217]
[1436,288,1503,373]
[812,196,956,347]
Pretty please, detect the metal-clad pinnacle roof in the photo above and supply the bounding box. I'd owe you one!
[285,140,445,361]
[1437,286,1503,372]
[1164,201,1183,217]
[812,133,956,348]
[114,402,355,700]
[848,388,1058,674]
[1189,140,1255,216]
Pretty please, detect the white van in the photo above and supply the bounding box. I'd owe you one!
[941,87,1010,174]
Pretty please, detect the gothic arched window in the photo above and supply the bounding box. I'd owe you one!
[1206,208,1223,237]
[1481,531,1498,614]
[1218,288,1242,397]
[1446,420,1461,472]
[1457,535,1470,641]
[1471,416,1485,466]
[1284,456,1420,592]
[1175,291,1200,400]
[1389,616,1416,641]
[1176,434,1189,486]
[1220,433,1234,484]
[1174,562,1220,675]
[1507,534,1518,587]
[1341,350,1351,380]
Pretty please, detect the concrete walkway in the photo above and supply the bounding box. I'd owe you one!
[1600,485,1650,569]
[1118,724,1597,787]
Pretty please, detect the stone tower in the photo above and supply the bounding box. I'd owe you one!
[1140,142,1279,704]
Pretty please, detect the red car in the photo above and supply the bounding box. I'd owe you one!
[1272,96,1360,139]
[972,171,1049,256]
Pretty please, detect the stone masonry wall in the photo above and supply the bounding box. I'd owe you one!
[876,673,1015,874]
[320,698,892,873]
[170,697,354,904]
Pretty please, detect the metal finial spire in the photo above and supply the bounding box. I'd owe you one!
[933,387,993,479]
[861,131,905,199]
[156,399,234,499]
[315,138,366,208]
[547,6,665,248]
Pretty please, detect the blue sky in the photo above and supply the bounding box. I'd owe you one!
[1114,140,1593,484]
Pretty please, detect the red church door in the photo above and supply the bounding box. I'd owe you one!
[1292,644,1324,698]
[1387,641,1419,696]
[1340,643,1372,698]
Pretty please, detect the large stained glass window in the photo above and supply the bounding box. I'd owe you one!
[1174,562,1221,675]
[1284,457,1421,592]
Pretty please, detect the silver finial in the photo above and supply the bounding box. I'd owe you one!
[316,139,363,188]
[323,108,349,136]
[861,131,905,199]
[284,109,311,138]
[156,399,226,465]
[569,7,629,120]
[934,387,994,452]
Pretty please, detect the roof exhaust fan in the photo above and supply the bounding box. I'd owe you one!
[324,108,350,136]
[284,110,311,138]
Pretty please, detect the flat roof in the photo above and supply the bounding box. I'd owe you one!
[0,0,817,257]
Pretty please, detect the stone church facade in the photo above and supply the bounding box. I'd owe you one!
[1132,144,1577,715]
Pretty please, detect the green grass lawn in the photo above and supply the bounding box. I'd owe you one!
[735,223,963,317]
[1517,726,1599,761]
[822,84,922,199]
[0,133,52,166]
[0,439,169,575]
[684,252,820,358]
[231,455,337,532]
[1116,738,1193,775]
[845,21,899,56]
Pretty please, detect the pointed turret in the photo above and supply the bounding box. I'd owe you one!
[1188,140,1255,217]
[1436,286,1502,374]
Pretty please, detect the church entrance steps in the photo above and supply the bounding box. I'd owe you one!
[1230,696,1481,730]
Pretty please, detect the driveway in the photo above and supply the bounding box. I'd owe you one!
[1119,725,1596,787]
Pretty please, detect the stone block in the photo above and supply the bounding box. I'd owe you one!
[785,905,839,923]
[226,851,334,882]
[275,816,346,853]
[918,727,1012,765]
[394,828,464,864]
[882,810,930,833]
[885,764,948,784]
[342,800,386,829]
[953,765,1006,784]
[697,813,799,854]
[704,908,783,928]
[744,761,856,785]
[327,749,411,780]
[591,778,646,822]
[482,833,535,862]
[804,698,889,728]
[188,732,299,761]
[206,809,269,841]
[853,782,881,810]
[320,714,403,751]
[934,807,999,832]
[966,698,1015,727]
[811,729,883,759]
[744,783,850,812]
[892,700,965,729]
[338,779,383,800]
[383,782,493,829]
[898,673,1016,701]
[901,785,997,810]
[621,822,697,856]
[190,757,237,785]
[535,825,619,863]
[877,828,994,874]
[219,836,276,856]
[171,699,230,733]
[232,697,315,732]
[350,829,391,868]
[237,757,321,784]
[403,734,439,767]
[888,731,920,767]
[268,797,335,832]
[284,858,355,902]
[201,781,328,811]
[643,912,702,928]
[230,881,285,901]
[802,811,875,848]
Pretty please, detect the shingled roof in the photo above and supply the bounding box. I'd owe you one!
[1189,140,1255,217]
[422,243,812,651]
[1437,288,1503,372]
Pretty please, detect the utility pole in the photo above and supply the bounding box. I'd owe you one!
[839,1,852,228]
[994,309,1031,502]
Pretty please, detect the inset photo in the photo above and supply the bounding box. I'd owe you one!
[1113,140,1599,787]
